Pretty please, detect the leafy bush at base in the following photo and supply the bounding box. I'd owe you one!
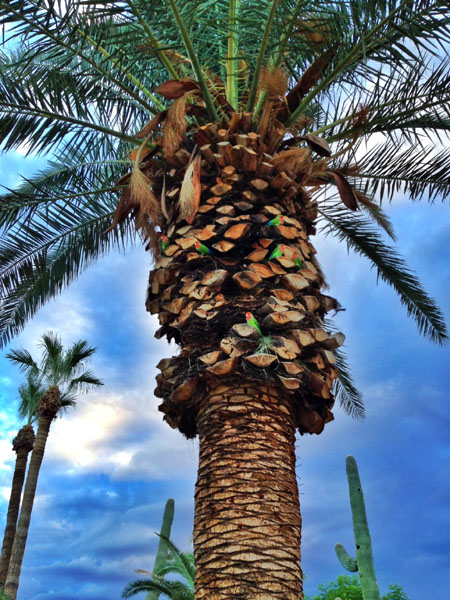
[305,575,409,600]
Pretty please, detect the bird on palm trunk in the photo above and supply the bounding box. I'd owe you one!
[3,333,102,600]
[0,1,449,598]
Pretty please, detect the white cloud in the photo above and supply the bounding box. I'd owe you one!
[13,291,94,352]
[45,389,198,482]
[0,485,11,502]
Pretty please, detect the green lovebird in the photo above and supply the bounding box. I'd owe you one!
[195,240,212,255]
[267,215,284,226]
[160,234,169,252]
[246,312,262,336]
[268,243,285,260]
[292,250,303,269]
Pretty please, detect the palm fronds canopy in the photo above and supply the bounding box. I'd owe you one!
[0,0,448,348]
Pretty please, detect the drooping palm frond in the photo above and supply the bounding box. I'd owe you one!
[318,204,448,345]
[122,577,193,600]
[0,156,134,346]
[6,348,39,374]
[354,142,450,203]
[323,318,365,420]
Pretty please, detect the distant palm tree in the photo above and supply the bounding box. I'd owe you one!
[123,536,195,600]
[0,1,449,597]
[3,332,103,600]
[0,374,43,588]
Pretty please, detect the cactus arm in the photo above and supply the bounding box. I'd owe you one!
[145,498,175,600]
[346,456,381,600]
[335,543,358,572]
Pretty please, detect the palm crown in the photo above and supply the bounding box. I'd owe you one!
[6,331,103,409]
[0,0,448,353]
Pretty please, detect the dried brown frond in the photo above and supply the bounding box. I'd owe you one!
[105,187,136,233]
[135,112,165,139]
[294,116,314,131]
[164,50,191,65]
[138,213,160,259]
[130,165,161,227]
[351,105,370,141]
[163,93,190,159]
[179,155,202,224]
[261,67,289,99]
[271,147,312,178]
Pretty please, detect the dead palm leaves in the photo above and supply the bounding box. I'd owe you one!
[179,154,201,224]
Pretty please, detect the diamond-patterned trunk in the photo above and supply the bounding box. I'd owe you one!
[0,425,35,586]
[142,121,345,598]
[194,382,301,599]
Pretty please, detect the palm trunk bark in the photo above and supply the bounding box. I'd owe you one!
[0,426,35,588]
[4,387,60,600]
[146,119,344,599]
[194,382,302,599]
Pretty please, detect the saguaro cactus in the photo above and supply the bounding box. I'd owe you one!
[335,456,380,600]
[146,498,175,600]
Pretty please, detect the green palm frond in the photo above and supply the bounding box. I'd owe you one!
[285,2,450,126]
[6,348,39,374]
[323,319,365,420]
[122,577,193,600]
[334,350,365,420]
[67,371,103,392]
[318,204,448,345]
[17,373,45,423]
[354,142,450,203]
[62,339,97,369]
[0,154,134,346]
[157,535,195,587]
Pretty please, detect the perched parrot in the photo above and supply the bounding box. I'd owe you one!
[268,243,285,260]
[292,250,303,269]
[160,234,170,253]
[267,215,284,226]
[245,312,262,336]
[195,240,212,255]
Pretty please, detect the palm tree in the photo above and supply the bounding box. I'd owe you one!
[0,1,449,597]
[0,374,43,588]
[123,536,195,600]
[3,332,103,599]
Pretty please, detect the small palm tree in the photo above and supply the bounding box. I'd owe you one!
[3,332,103,600]
[0,374,43,588]
[123,536,195,600]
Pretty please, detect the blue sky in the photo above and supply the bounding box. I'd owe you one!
[0,150,449,600]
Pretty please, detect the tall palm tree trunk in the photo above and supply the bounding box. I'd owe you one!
[4,387,61,600]
[0,426,35,588]
[194,381,302,599]
[149,121,343,599]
